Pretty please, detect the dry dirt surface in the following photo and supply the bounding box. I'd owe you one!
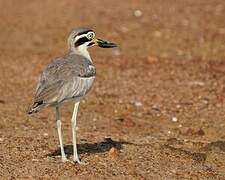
[0,0,225,179]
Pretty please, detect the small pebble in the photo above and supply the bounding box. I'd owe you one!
[134,101,143,107]
[32,159,39,162]
[176,104,181,109]
[0,138,3,142]
[189,81,205,87]
[172,117,178,122]
[121,26,129,33]
[153,31,162,38]
[113,49,121,56]
[196,128,205,136]
[147,56,158,63]
[134,9,143,17]
[203,99,208,104]
[152,104,160,111]
[177,49,184,56]
[109,147,119,158]
[171,169,177,174]
[43,133,48,137]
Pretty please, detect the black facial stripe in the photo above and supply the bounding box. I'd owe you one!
[77,30,93,36]
[88,42,95,46]
[75,37,90,47]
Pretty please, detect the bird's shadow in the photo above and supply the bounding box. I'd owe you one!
[47,138,132,157]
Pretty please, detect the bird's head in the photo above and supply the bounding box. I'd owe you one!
[68,28,117,59]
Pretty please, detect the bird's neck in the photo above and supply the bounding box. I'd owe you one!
[71,46,92,61]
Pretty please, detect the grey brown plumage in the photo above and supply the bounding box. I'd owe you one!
[28,53,96,114]
[28,28,117,163]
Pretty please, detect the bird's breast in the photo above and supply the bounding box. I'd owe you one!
[72,76,95,98]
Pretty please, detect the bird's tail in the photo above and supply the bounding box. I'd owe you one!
[27,101,44,114]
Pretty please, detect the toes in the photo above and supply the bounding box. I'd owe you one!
[74,159,87,165]
[61,156,87,165]
[62,158,76,164]
[62,157,68,162]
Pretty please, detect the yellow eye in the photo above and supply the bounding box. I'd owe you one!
[87,32,95,40]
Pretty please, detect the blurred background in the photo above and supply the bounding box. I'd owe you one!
[0,0,225,179]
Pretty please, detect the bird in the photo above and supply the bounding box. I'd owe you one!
[28,28,117,164]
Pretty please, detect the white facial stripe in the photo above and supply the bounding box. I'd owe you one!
[74,32,95,42]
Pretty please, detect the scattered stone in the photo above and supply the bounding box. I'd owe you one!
[134,101,143,107]
[177,49,184,56]
[113,49,121,56]
[32,159,39,162]
[152,104,160,111]
[0,138,3,142]
[176,104,181,109]
[120,26,129,33]
[43,133,48,137]
[182,128,205,136]
[183,128,195,136]
[115,117,124,122]
[196,128,205,136]
[161,53,168,58]
[188,81,205,87]
[133,9,143,17]
[153,31,162,38]
[147,56,158,64]
[124,118,136,127]
[109,147,119,158]
[118,99,123,104]
[171,169,177,174]
[202,98,209,104]
[172,117,178,122]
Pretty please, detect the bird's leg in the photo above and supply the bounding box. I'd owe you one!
[56,106,67,162]
[71,101,85,164]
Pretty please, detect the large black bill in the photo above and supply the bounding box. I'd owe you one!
[97,39,117,48]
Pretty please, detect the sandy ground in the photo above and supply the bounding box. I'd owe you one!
[0,0,225,179]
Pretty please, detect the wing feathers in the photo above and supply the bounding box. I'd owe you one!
[28,54,96,114]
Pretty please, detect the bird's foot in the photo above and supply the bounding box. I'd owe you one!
[73,158,87,165]
[61,156,70,163]
[61,157,77,164]
[61,156,87,165]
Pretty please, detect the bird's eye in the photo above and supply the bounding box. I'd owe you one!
[87,32,95,40]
